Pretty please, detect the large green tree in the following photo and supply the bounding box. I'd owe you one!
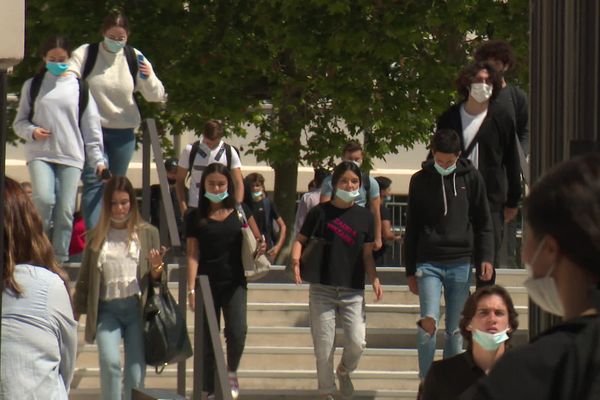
[9,0,529,253]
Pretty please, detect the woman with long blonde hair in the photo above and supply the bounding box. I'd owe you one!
[74,176,165,400]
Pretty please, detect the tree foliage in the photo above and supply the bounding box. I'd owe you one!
[8,0,529,249]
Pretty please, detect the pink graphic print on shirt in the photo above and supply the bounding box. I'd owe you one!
[327,218,358,246]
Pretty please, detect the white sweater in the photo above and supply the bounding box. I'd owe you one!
[12,72,105,170]
[69,43,166,129]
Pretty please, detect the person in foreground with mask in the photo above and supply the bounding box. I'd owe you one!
[292,161,383,400]
[185,163,265,399]
[320,141,383,251]
[466,153,600,400]
[437,61,521,287]
[69,12,166,230]
[13,35,106,263]
[420,285,519,400]
[405,129,494,382]
[74,176,166,400]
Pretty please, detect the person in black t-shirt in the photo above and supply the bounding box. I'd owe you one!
[420,285,518,400]
[185,163,265,400]
[291,161,383,400]
[373,176,402,266]
[466,153,600,400]
[243,173,287,263]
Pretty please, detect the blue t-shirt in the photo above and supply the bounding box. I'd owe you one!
[320,174,380,207]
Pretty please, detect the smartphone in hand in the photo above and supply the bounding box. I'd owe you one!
[138,54,148,80]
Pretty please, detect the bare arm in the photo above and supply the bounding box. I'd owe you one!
[291,233,308,284]
[362,242,382,301]
[381,219,396,241]
[247,214,267,255]
[186,237,199,310]
[232,167,245,204]
[370,196,382,250]
[175,166,188,215]
[268,217,287,259]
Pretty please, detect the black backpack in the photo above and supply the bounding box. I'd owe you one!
[187,141,240,179]
[28,71,89,128]
[82,42,138,86]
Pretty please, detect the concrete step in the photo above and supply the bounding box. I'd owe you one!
[69,388,418,399]
[72,368,421,391]
[66,263,528,288]
[77,344,442,372]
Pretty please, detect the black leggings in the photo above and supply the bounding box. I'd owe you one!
[202,283,247,393]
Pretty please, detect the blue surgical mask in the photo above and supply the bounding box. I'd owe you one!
[46,62,69,76]
[252,191,263,198]
[335,188,360,203]
[204,191,229,203]
[434,162,457,176]
[104,36,127,53]
[472,329,509,351]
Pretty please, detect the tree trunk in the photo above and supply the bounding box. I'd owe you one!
[272,157,299,264]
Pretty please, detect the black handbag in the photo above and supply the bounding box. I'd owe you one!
[143,282,193,373]
[299,206,327,284]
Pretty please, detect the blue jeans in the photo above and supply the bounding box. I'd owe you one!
[28,160,81,262]
[309,284,366,395]
[416,262,471,378]
[97,296,145,400]
[82,128,135,230]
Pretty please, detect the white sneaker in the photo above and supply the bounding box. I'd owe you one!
[228,372,240,399]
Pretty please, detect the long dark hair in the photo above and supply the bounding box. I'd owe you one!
[2,177,69,295]
[331,161,362,198]
[101,12,130,35]
[197,163,237,220]
[524,153,600,276]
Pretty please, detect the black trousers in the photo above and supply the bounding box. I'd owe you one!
[476,209,503,288]
[202,282,247,393]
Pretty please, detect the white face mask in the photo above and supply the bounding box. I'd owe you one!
[470,83,493,103]
[472,329,510,351]
[523,237,565,316]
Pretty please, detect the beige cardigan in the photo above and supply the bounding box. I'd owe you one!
[74,223,163,344]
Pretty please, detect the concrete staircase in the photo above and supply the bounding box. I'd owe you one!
[68,266,529,399]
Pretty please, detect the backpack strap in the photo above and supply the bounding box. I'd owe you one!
[362,172,371,206]
[81,43,99,80]
[187,140,201,180]
[262,197,273,247]
[123,45,139,88]
[224,143,241,170]
[27,72,46,124]
[77,78,89,127]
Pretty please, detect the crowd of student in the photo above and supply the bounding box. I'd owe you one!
[2,14,600,400]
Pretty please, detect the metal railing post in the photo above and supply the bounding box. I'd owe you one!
[194,276,232,400]
[143,118,186,395]
[141,121,151,221]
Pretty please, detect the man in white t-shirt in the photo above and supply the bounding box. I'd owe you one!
[175,120,244,214]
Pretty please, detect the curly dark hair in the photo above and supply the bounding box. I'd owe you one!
[455,61,502,103]
[474,40,517,70]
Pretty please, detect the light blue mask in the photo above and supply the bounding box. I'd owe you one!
[472,329,509,351]
[204,191,229,203]
[252,191,263,198]
[434,162,457,177]
[335,188,360,203]
[46,62,69,76]
[104,36,127,53]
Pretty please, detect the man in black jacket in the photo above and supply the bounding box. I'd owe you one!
[475,40,529,269]
[437,61,522,286]
[404,129,494,381]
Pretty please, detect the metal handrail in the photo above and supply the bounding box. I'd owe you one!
[141,118,186,395]
[194,276,233,400]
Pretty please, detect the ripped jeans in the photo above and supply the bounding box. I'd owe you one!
[416,262,471,378]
